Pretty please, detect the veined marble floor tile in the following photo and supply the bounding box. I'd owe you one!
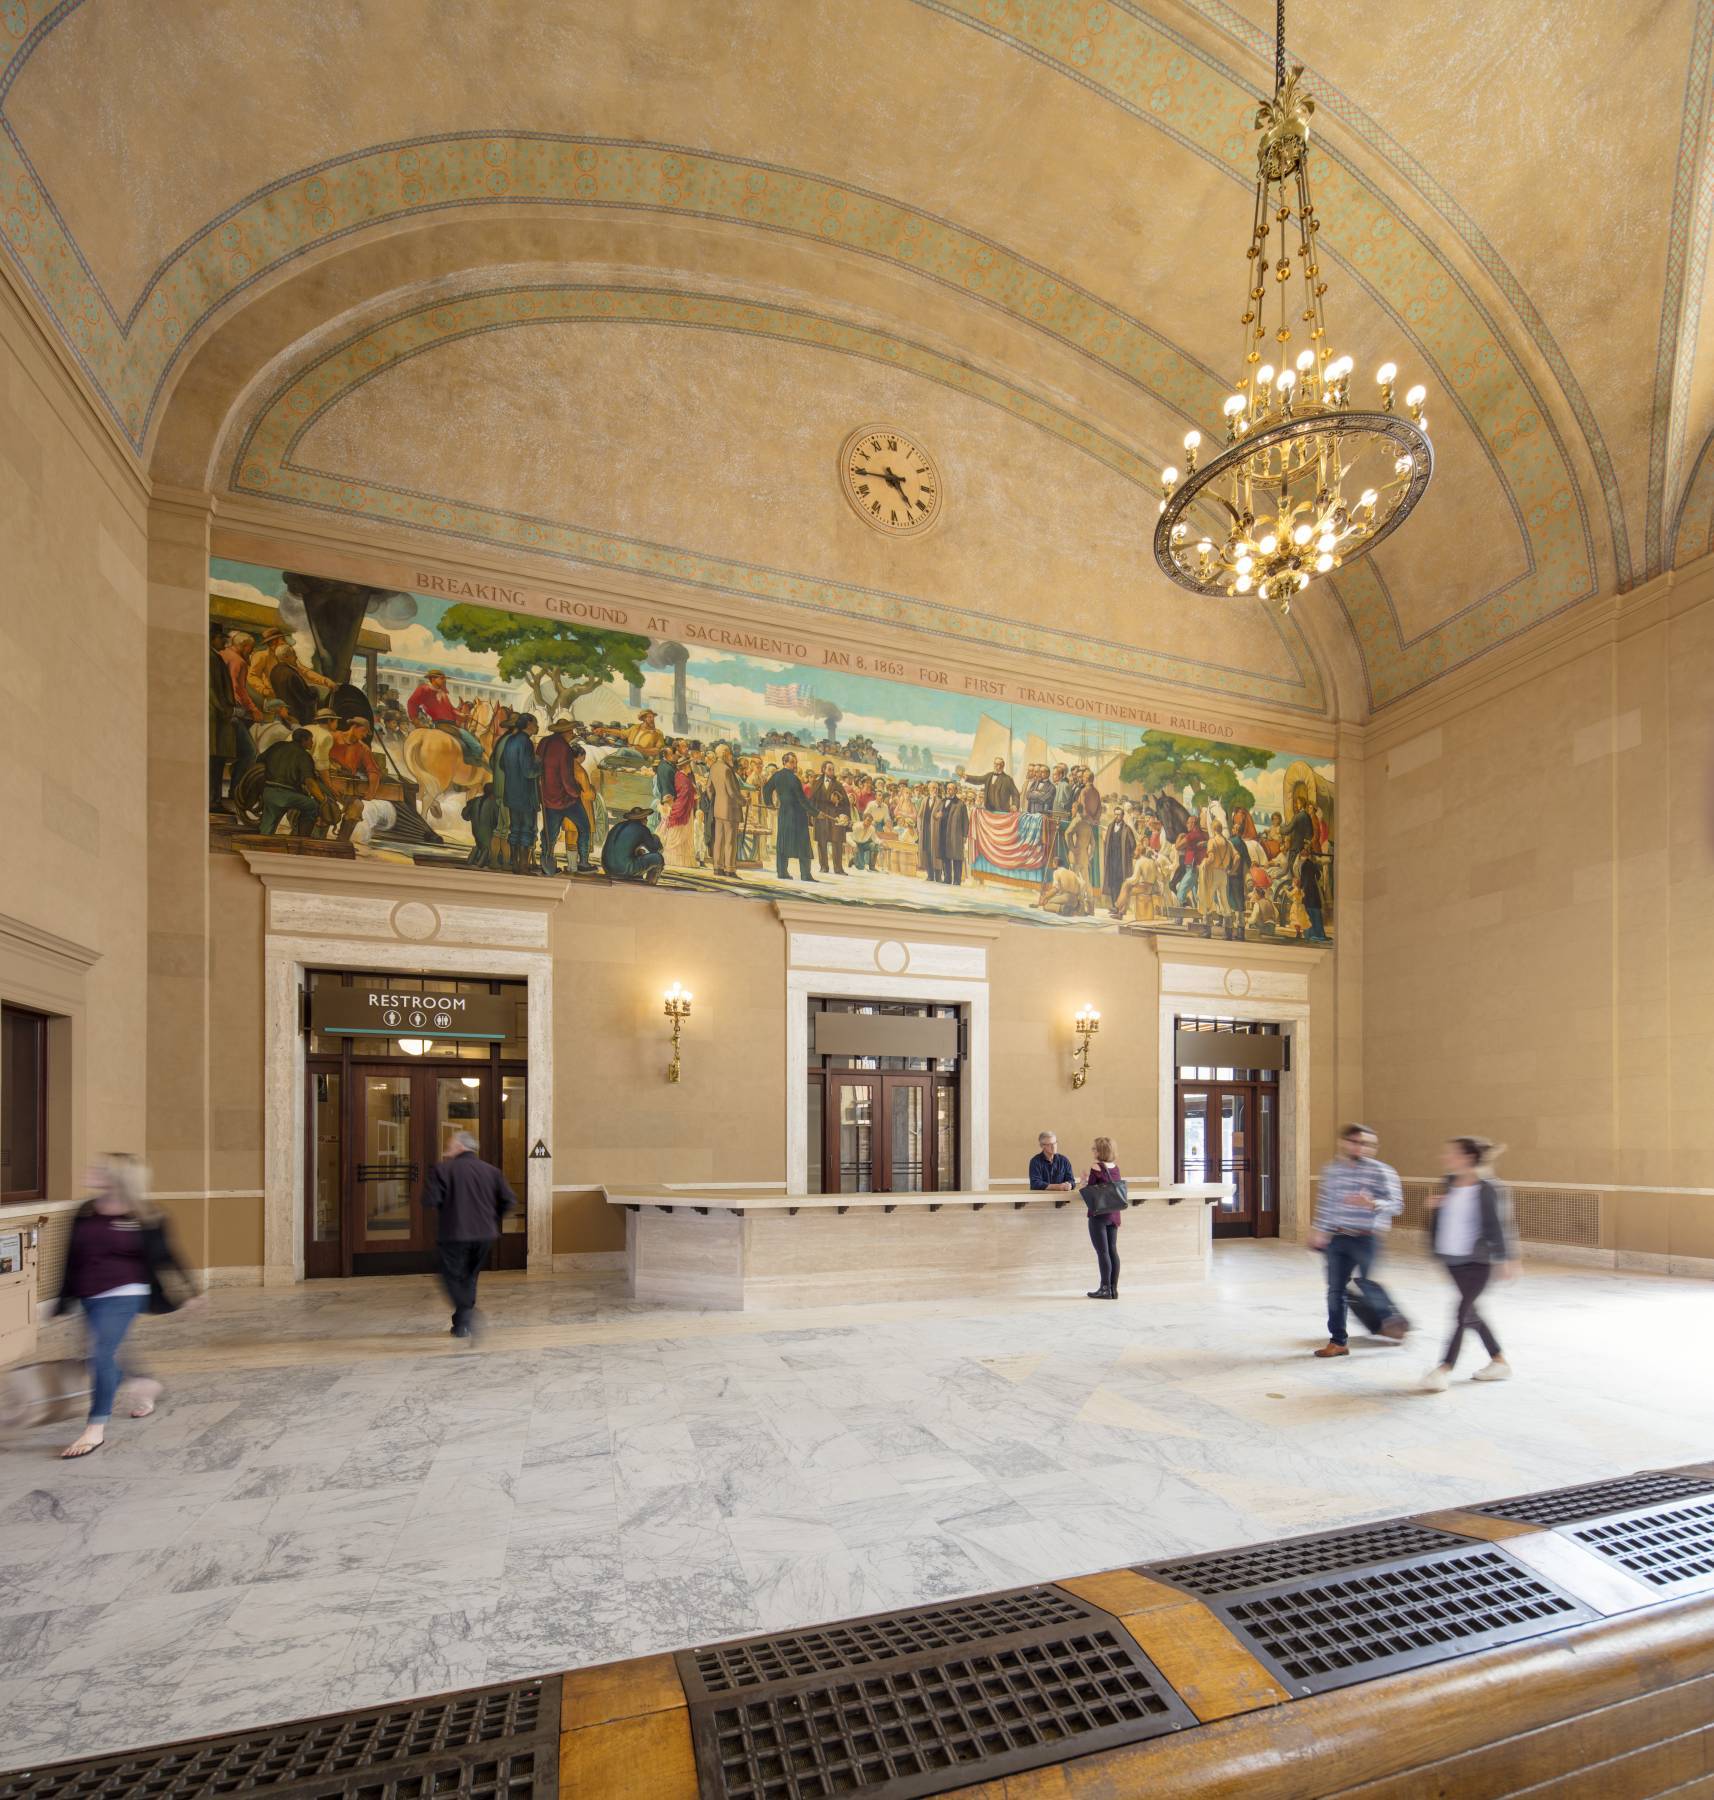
[4,1244,1712,1774]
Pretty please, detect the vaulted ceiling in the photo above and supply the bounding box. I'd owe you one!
[4,0,1712,717]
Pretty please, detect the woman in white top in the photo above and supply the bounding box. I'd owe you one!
[1421,1136,1518,1392]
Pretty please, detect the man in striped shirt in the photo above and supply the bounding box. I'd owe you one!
[1309,1124,1410,1357]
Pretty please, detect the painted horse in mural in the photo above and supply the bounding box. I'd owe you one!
[400,726,488,821]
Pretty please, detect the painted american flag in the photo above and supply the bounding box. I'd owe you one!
[970,808,1051,870]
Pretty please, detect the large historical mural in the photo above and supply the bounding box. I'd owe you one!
[208,559,1335,942]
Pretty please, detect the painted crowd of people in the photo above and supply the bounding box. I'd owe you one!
[210,633,1333,938]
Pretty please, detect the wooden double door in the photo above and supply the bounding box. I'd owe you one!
[306,1059,528,1276]
[812,1070,958,1194]
[1176,1080,1279,1238]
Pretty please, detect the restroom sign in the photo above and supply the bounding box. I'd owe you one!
[312,985,513,1042]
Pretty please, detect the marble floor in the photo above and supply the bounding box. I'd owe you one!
[1,1242,1709,1771]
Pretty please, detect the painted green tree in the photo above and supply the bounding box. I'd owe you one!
[436,606,650,717]
[1119,733,1277,811]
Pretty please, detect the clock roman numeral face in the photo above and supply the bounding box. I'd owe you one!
[839,426,943,536]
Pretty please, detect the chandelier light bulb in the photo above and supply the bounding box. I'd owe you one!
[1328,355,1351,379]
[1376,362,1397,385]
[1257,578,1271,600]
[1292,522,1313,545]
[1235,575,1253,593]
[1256,363,1275,388]
[1223,394,1247,416]
[1183,430,1202,451]
[1315,552,1334,572]
[1196,539,1213,556]
[1236,553,1254,574]
[1317,533,1336,553]
[1277,367,1296,389]
[1405,384,1426,407]
[1395,454,1414,474]
[1162,465,1179,487]
[1296,349,1316,372]
[1171,522,1188,540]
[1258,532,1278,554]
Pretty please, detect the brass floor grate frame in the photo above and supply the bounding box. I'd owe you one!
[1207,1546,1597,1697]
[1570,1498,1714,1595]
[0,1679,558,1800]
[676,1586,1196,1799]
[1469,1470,1714,1527]
[1144,1518,1476,1600]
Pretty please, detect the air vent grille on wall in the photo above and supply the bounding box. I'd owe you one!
[0,1681,556,1799]
[677,1588,1195,1799]
[1472,1471,1714,1526]
[1511,1188,1602,1247]
[1570,1500,1714,1594]
[1211,1547,1594,1696]
[1145,1518,1474,1599]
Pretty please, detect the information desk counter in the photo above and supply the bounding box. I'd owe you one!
[604,1182,1226,1310]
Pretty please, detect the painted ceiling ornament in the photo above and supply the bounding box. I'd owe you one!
[1153,0,1433,615]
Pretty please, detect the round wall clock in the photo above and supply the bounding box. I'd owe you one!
[839,425,943,536]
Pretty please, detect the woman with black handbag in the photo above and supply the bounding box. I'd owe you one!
[1081,1136,1128,1299]
[54,1154,203,1459]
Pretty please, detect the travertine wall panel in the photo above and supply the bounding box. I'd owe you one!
[1363,570,1714,1236]
[0,293,149,1185]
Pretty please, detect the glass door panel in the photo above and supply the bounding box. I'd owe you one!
[1258,1091,1277,1232]
[833,1077,876,1193]
[310,1072,341,1243]
[434,1072,485,1164]
[357,1074,418,1249]
[1180,1092,1209,1183]
[1219,1090,1250,1221]
[500,1074,527,1234]
[887,1078,927,1193]
[934,1082,957,1191]
[807,1079,824,1194]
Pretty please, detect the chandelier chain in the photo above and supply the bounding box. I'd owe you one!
[1274,0,1285,98]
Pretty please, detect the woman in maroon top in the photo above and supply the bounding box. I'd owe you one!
[54,1155,199,1459]
[1084,1136,1124,1300]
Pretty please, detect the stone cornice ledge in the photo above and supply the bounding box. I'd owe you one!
[0,910,103,969]
[237,848,570,912]
[1154,935,1329,972]
[771,899,1005,943]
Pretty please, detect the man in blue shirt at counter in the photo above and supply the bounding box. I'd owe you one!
[1029,1130,1076,1191]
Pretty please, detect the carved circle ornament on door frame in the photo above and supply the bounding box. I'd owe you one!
[839,425,944,537]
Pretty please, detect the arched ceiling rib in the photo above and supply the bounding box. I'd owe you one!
[1,0,1710,715]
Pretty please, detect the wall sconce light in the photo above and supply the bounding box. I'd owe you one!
[1072,1004,1100,1089]
[664,983,693,1083]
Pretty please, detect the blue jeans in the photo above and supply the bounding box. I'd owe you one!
[1323,1234,1401,1345]
[83,1293,146,1422]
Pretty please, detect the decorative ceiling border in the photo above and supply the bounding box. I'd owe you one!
[228,280,1329,712]
[0,2,1598,700]
[1670,423,1714,569]
[1645,0,1714,575]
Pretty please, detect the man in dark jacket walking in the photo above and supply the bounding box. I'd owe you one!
[422,1131,515,1338]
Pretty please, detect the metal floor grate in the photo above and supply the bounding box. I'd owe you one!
[1571,1499,1714,1594]
[1470,1471,1714,1527]
[1145,1519,1473,1599]
[1211,1546,1594,1697]
[680,1588,1195,1799]
[680,1586,1091,1698]
[0,1680,557,1799]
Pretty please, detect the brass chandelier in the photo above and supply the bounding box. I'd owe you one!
[1153,0,1432,614]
